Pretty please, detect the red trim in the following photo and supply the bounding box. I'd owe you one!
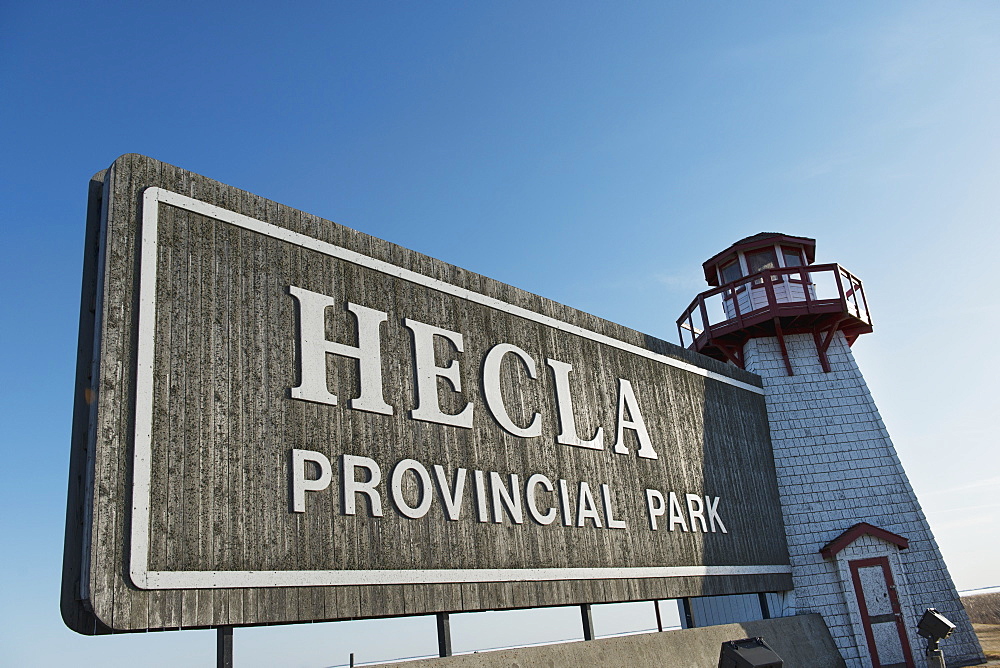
[812,316,845,373]
[714,341,745,369]
[820,523,909,559]
[773,317,793,376]
[676,263,874,364]
[850,559,882,668]
[849,557,915,668]
[702,234,816,286]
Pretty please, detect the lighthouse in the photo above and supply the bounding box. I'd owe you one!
[676,233,983,667]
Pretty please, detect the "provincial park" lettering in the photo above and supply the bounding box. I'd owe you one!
[289,450,727,533]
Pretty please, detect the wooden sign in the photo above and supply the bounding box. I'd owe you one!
[62,154,790,634]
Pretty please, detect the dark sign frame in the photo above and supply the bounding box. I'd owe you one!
[63,155,790,634]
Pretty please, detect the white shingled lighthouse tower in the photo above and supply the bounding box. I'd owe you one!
[677,234,984,668]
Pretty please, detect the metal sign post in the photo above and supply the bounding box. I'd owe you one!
[216,626,233,668]
[437,613,453,657]
[581,604,595,641]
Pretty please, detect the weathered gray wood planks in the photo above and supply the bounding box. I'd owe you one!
[62,154,790,633]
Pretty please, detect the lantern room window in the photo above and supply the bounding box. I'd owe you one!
[720,260,742,284]
[781,247,803,267]
[746,248,778,274]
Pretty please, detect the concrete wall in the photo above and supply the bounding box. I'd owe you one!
[378,614,845,668]
[743,332,984,667]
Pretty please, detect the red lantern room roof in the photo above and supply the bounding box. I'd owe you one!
[702,233,817,286]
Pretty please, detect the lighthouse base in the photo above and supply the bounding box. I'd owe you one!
[743,332,982,667]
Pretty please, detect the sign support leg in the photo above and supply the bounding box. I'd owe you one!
[758,592,771,620]
[581,604,594,640]
[437,612,452,657]
[217,626,233,668]
[681,597,695,628]
[654,600,663,632]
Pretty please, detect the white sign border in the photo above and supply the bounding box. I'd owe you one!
[130,186,782,590]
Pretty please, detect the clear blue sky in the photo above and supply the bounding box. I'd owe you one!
[2,2,999,666]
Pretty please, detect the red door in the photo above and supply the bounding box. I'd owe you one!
[849,557,915,668]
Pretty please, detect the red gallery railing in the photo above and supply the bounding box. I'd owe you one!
[676,264,873,370]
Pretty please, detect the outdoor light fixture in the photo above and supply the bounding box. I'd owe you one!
[718,637,783,668]
[917,608,956,668]
[917,608,955,652]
